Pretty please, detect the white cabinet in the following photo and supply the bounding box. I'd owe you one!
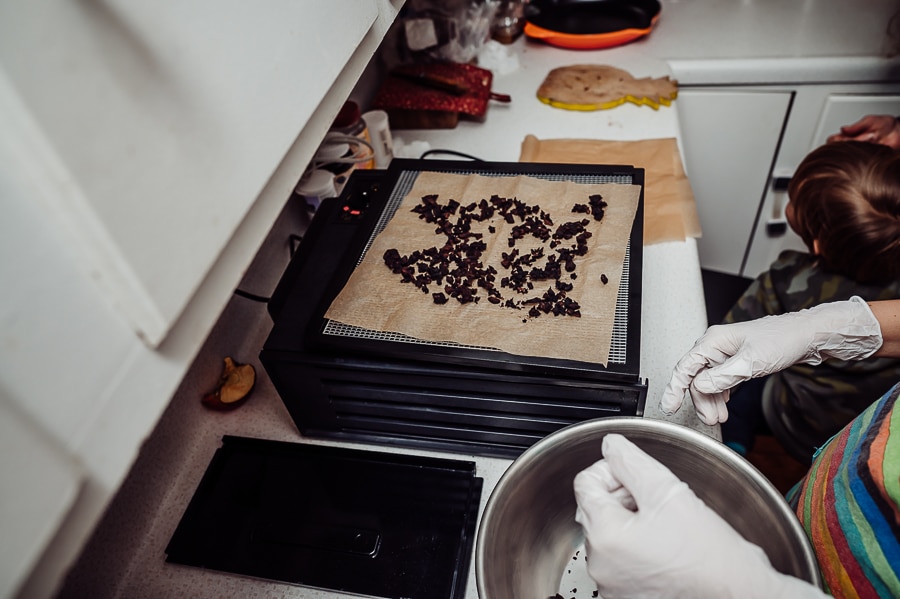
[0,398,81,599]
[0,1,403,597]
[676,89,792,275]
[678,83,900,278]
[743,90,900,277]
[0,0,379,348]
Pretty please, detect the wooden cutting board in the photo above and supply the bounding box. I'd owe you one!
[373,62,508,129]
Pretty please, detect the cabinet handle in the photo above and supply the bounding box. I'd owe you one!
[766,175,792,235]
[772,176,791,192]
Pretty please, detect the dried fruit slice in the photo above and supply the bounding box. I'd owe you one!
[201,357,256,411]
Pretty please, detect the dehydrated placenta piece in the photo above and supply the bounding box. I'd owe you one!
[563,297,582,317]
[572,203,590,214]
[601,273,609,284]
[501,249,519,269]
[588,194,608,221]
[412,194,461,224]
[552,219,590,243]
[509,215,552,246]
[384,190,604,320]
[383,247,403,269]
[518,287,582,319]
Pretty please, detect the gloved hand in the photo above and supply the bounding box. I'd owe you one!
[573,434,826,599]
[660,296,882,425]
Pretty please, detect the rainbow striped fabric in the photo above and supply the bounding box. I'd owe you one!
[790,381,900,598]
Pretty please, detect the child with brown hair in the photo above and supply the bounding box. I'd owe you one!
[720,140,900,462]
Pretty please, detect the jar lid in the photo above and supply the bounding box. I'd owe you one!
[295,169,336,199]
[315,141,351,161]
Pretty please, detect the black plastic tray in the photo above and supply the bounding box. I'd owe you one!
[166,436,482,599]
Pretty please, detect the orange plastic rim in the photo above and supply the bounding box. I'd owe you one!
[524,14,658,50]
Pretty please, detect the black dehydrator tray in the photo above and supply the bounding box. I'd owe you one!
[166,435,482,599]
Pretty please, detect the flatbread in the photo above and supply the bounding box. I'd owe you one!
[537,64,678,111]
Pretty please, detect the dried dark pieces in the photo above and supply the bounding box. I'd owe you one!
[553,219,588,241]
[588,194,608,221]
[600,273,609,285]
[509,215,551,248]
[519,287,582,318]
[385,192,603,320]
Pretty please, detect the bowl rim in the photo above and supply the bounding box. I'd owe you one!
[475,416,822,597]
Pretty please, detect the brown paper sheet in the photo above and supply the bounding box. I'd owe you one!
[324,171,641,365]
[519,136,701,245]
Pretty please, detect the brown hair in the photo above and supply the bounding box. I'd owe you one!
[788,141,900,285]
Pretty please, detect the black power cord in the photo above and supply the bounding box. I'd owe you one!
[418,149,485,162]
[233,288,270,303]
[233,232,306,303]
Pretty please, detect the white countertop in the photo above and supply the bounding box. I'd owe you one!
[396,44,682,160]
[645,0,900,84]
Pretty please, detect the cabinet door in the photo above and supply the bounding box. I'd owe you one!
[676,90,792,275]
[742,93,900,277]
[812,94,900,147]
[0,397,82,598]
[0,0,378,347]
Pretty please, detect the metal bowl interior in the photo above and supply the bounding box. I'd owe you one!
[476,417,821,599]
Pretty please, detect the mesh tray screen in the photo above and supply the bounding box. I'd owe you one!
[323,168,633,365]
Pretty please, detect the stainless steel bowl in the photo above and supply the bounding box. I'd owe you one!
[476,417,821,599]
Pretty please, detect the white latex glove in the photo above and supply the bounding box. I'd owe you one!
[573,434,826,599]
[660,296,882,425]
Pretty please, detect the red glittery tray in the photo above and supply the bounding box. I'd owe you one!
[373,62,507,129]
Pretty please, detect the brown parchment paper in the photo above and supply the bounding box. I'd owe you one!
[324,171,641,366]
[519,136,701,245]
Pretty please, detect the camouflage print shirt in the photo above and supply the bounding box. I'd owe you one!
[724,250,900,449]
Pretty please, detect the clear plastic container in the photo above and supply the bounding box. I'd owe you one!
[294,169,336,210]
